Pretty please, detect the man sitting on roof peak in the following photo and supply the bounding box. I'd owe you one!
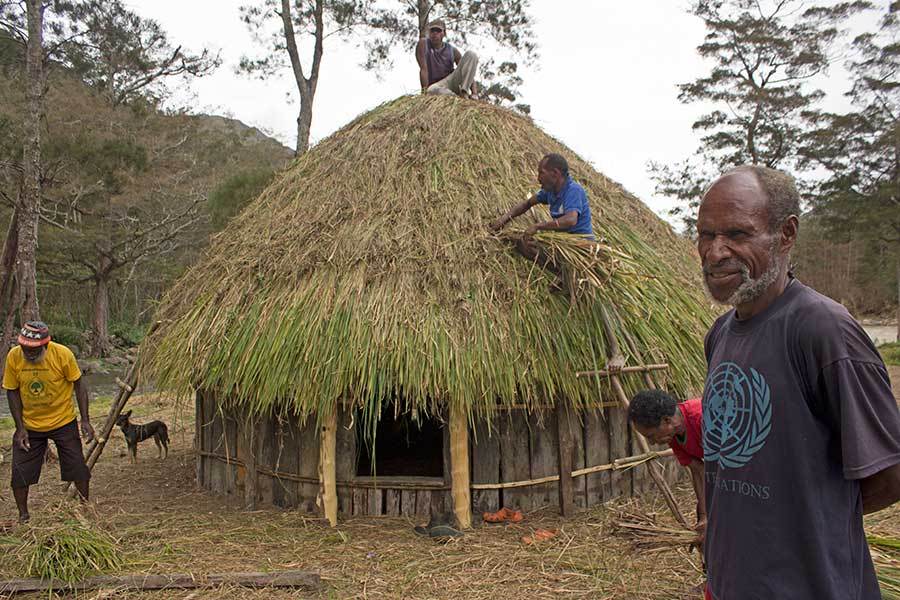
[416,19,479,98]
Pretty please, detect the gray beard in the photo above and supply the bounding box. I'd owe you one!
[704,244,786,308]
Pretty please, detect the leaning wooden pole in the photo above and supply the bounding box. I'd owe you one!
[318,406,338,527]
[449,403,472,529]
[598,306,688,528]
[66,322,159,498]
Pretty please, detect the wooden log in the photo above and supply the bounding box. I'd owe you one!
[351,487,367,517]
[470,416,500,515]
[385,490,401,516]
[415,490,432,519]
[529,410,558,509]
[448,403,471,528]
[584,408,612,505]
[334,406,356,517]
[499,413,532,511]
[195,390,204,488]
[318,406,338,526]
[0,570,322,593]
[556,403,575,517]
[401,490,417,518]
[298,417,321,514]
[368,487,383,516]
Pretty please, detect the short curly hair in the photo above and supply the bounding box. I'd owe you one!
[628,390,678,429]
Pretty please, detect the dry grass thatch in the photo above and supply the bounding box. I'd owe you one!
[141,94,716,428]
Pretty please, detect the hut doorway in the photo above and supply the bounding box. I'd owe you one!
[356,409,445,478]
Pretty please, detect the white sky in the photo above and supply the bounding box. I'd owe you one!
[125,0,881,224]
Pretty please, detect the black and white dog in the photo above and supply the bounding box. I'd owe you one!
[115,410,169,462]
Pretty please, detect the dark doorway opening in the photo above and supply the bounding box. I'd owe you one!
[356,409,444,478]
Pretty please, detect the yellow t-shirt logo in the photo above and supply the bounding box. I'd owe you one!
[28,379,45,397]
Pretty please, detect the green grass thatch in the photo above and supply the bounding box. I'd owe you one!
[141,95,716,428]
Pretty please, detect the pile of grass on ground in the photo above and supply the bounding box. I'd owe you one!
[879,342,900,366]
[6,503,123,584]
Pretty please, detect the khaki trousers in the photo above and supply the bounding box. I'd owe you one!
[427,51,479,96]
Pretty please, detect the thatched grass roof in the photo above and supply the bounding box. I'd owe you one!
[142,95,715,423]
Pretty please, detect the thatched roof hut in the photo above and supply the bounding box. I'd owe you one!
[143,95,714,525]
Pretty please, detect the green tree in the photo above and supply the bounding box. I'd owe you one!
[648,0,870,234]
[363,0,537,112]
[801,1,899,335]
[239,0,368,155]
[208,168,277,230]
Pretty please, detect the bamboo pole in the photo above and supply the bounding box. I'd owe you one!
[597,305,689,528]
[318,406,338,527]
[65,322,160,498]
[449,403,472,529]
[575,364,669,378]
[471,449,674,490]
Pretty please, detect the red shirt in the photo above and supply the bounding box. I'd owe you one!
[670,397,703,466]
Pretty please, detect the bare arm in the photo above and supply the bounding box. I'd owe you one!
[416,39,429,91]
[7,388,29,450]
[453,46,462,65]
[861,463,900,514]
[490,194,539,231]
[524,210,579,235]
[688,460,706,522]
[74,378,94,442]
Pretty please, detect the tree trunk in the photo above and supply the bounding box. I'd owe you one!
[296,98,312,155]
[0,210,20,370]
[417,0,431,36]
[896,254,899,342]
[90,254,112,357]
[18,0,44,324]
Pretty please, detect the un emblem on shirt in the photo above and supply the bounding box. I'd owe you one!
[704,362,772,468]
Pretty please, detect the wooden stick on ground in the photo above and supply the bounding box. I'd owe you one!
[597,305,689,528]
[0,570,322,594]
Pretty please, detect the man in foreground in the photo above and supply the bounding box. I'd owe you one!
[697,165,900,599]
[4,321,94,521]
[415,19,479,97]
[628,391,705,543]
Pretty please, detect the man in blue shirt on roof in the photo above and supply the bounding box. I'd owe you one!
[490,153,593,269]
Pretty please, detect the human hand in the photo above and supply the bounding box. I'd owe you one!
[694,517,707,543]
[607,355,625,373]
[524,223,539,237]
[13,428,30,451]
[489,216,507,232]
[80,420,95,443]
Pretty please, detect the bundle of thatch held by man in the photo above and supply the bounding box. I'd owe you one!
[140,94,716,434]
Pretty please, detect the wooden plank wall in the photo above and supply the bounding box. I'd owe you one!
[196,395,679,518]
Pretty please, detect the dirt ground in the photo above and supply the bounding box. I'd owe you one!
[0,384,898,600]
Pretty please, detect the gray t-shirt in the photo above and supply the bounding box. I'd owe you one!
[703,279,900,600]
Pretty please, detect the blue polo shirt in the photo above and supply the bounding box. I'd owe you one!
[536,177,593,237]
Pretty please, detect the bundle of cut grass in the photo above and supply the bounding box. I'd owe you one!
[140,94,716,431]
[613,510,698,551]
[17,508,122,584]
[870,535,900,599]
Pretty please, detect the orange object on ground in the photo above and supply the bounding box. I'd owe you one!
[521,528,557,545]
[482,507,524,523]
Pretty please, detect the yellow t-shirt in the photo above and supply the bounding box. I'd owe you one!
[2,341,82,431]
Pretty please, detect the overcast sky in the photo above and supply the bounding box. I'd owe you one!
[126,0,879,225]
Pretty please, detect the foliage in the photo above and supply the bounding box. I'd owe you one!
[879,342,900,366]
[142,95,715,433]
[208,167,279,230]
[648,0,870,234]
[61,0,220,106]
[799,2,898,318]
[362,0,537,112]
[48,322,83,348]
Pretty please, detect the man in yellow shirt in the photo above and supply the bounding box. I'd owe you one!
[3,321,94,521]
